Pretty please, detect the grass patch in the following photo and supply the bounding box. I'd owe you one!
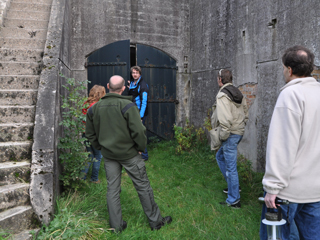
[37,141,263,239]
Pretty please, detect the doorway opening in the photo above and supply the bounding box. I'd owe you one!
[86,40,178,140]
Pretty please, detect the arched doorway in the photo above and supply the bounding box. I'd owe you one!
[86,40,177,140]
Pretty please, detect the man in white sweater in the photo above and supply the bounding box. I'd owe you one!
[260,46,320,239]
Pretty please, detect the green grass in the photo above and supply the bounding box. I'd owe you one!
[37,141,264,239]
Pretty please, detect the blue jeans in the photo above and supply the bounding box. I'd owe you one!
[216,134,242,205]
[83,135,102,182]
[141,117,148,160]
[260,199,320,240]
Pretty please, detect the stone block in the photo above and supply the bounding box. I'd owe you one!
[0,123,34,142]
[5,10,50,20]
[0,142,32,162]
[0,206,40,234]
[0,161,31,185]
[0,38,46,49]
[0,106,35,123]
[0,27,48,39]
[0,90,37,105]
[0,62,42,76]
[0,76,40,90]
[0,183,30,211]
[0,49,44,62]
[9,2,52,12]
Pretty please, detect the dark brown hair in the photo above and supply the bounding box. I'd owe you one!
[218,69,233,84]
[282,45,314,77]
[130,66,142,74]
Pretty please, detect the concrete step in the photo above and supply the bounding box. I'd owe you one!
[0,38,46,49]
[0,62,42,75]
[3,18,49,29]
[0,123,34,142]
[9,2,52,13]
[0,48,43,62]
[0,106,35,124]
[0,27,47,39]
[12,229,40,240]
[0,76,40,90]
[0,183,30,212]
[0,161,31,185]
[0,206,40,234]
[0,90,38,105]
[12,0,52,4]
[0,142,32,163]
[5,10,50,21]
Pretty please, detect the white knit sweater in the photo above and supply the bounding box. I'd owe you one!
[263,77,320,203]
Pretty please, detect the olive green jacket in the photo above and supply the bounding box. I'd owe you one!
[85,93,146,160]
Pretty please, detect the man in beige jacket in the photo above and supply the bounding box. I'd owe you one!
[213,69,248,208]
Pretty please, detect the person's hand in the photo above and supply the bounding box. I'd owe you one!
[138,152,142,154]
[127,80,130,88]
[264,193,278,209]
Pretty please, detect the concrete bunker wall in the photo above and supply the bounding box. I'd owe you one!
[67,0,191,126]
[189,0,320,171]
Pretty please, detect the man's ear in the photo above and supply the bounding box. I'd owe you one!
[288,67,292,76]
[107,83,110,89]
[122,85,126,91]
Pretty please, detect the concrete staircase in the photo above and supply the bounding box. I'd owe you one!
[0,0,53,238]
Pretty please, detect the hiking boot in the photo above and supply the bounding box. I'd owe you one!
[219,201,241,209]
[113,221,127,233]
[151,216,172,230]
[223,186,241,194]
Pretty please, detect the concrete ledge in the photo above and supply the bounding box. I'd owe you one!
[0,0,11,26]
[31,0,66,226]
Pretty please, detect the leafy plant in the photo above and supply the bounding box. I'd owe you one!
[174,119,207,153]
[58,74,90,191]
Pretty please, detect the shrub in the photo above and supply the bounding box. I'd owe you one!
[174,119,207,154]
[58,74,90,191]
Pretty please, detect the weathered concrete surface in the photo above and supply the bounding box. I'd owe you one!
[0,123,34,142]
[0,106,35,123]
[0,161,30,185]
[189,0,320,171]
[31,0,67,225]
[0,206,40,234]
[0,0,53,235]
[0,183,30,211]
[0,0,10,26]
[0,38,47,49]
[0,76,40,90]
[0,142,32,162]
[0,49,44,62]
[0,90,37,105]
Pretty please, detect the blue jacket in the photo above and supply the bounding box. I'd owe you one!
[128,76,149,118]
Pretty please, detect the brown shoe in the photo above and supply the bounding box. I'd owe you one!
[91,180,101,184]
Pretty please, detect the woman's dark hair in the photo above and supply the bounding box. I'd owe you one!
[282,46,314,77]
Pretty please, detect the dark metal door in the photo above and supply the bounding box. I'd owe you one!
[137,44,177,140]
[86,40,130,93]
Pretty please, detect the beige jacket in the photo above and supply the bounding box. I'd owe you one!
[211,83,248,142]
[263,77,320,203]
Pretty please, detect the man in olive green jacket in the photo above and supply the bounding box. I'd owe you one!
[213,69,248,209]
[86,75,172,232]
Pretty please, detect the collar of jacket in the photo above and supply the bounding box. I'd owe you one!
[219,82,233,93]
[102,93,133,101]
[280,77,317,91]
[130,76,143,87]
